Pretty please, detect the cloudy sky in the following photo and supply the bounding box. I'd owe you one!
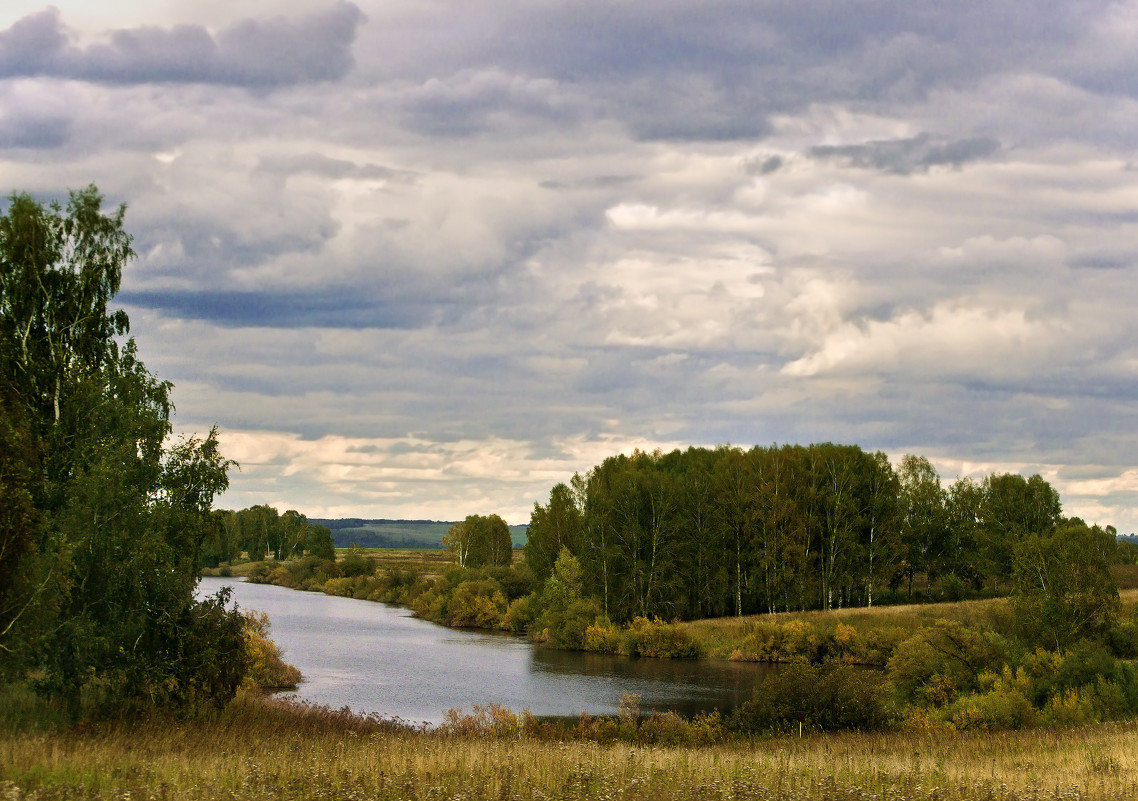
[3,1,1138,530]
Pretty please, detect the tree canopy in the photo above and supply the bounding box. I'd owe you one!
[527,445,1082,624]
[444,514,513,568]
[0,187,243,718]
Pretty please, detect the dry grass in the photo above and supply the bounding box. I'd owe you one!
[360,547,456,580]
[205,549,463,582]
[4,694,1138,801]
[680,596,1012,661]
[1112,564,1138,591]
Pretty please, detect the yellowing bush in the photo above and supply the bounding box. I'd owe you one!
[241,611,302,691]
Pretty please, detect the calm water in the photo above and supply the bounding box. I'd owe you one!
[199,577,773,725]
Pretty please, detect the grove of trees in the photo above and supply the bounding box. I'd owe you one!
[524,445,1111,624]
[200,505,336,566]
[0,187,245,718]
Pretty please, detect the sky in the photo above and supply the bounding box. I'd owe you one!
[2,1,1138,530]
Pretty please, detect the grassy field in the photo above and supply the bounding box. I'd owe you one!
[4,688,1138,801]
[12,562,1138,799]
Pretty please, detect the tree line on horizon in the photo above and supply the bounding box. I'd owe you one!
[523,444,1124,623]
[198,505,336,566]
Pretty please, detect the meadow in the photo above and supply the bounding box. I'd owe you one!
[9,560,1138,800]
[3,686,1138,801]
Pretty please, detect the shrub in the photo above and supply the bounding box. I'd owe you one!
[502,593,539,633]
[448,580,507,629]
[583,621,621,653]
[540,598,604,649]
[242,611,302,690]
[268,566,294,588]
[779,619,822,661]
[621,617,703,658]
[941,573,967,602]
[637,711,695,746]
[569,711,619,742]
[1043,686,1100,727]
[1108,618,1138,658]
[1053,642,1118,696]
[886,620,1009,706]
[441,703,520,738]
[488,563,536,601]
[937,686,1036,731]
[339,547,375,578]
[732,661,893,734]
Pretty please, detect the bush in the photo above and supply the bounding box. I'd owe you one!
[938,686,1036,731]
[488,563,536,601]
[448,580,507,629]
[583,621,621,653]
[732,661,894,734]
[568,711,619,742]
[886,620,1009,706]
[621,617,703,658]
[502,593,539,633]
[941,573,967,602]
[339,547,375,578]
[441,704,520,737]
[1108,618,1138,658]
[1054,642,1118,696]
[242,610,302,690]
[539,598,604,650]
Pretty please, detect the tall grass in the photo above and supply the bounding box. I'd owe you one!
[4,689,1138,800]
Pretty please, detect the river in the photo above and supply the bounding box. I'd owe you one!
[199,577,773,725]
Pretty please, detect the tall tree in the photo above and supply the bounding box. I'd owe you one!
[445,514,512,568]
[981,472,1062,594]
[898,454,947,598]
[525,483,582,581]
[1012,519,1118,651]
[0,187,244,717]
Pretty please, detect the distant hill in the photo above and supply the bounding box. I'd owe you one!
[310,518,528,550]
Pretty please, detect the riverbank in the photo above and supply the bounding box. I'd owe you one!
[201,554,1138,734]
[3,689,1137,801]
[204,552,1138,668]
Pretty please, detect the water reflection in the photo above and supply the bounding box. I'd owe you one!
[199,576,772,724]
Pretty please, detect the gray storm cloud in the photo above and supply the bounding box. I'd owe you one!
[1,0,1137,531]
[0,3,364,87]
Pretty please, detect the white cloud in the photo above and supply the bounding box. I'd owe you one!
[7,0,1138,535]
[782,304,1059,378]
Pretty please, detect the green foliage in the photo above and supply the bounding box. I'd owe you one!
[488,562,535,600]
[339,546,375,578]
[241,609,301,690]
[1012,519,1119,651]
[936,682,1037,731]
[731,661,894,734]
[307,524,336,560]
[886,619,1010,707]
[443,513,513,568]
[525,482,582,582]
[502,593,539,633]
[527,444,1080,624]
[622,617,703,658]
[0,186,240,718]
[448,579,508,628]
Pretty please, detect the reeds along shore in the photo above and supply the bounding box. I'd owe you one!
[4,692,1138,801]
